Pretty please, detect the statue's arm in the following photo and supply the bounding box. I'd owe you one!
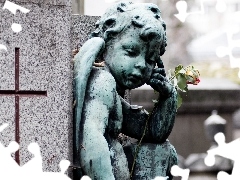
[148,88,177,142]
[121,58,177,143]
[80,72,120,180]
[120,89,177,143]
[146,58,177,142]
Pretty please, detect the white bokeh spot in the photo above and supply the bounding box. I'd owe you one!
[2,0,30,33]
[215,27,240,78]
[11,23,22,33]
[81,175,92,180]
[174,0,204,22]
[153,176,168,180]
[205,133,240,180]
[0,44,7,51]
[3,0,30,14]
[171,165,190,180]
[0,123,93,180]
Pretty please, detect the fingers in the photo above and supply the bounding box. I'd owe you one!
[148,78,165,87]
[148,78,173,97]
[148,58,173,97]
[147,78,166,93]
[152,68,166,77]
[148,74,168,87]
[147,68,167,89]
[151,73,165,81]
[156,57,164,69]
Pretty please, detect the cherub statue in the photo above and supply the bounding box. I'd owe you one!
[73,1,178,180]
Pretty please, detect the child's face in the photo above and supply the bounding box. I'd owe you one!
[104,28,162,89]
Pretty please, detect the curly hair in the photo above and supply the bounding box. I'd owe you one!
[90,1,167,56]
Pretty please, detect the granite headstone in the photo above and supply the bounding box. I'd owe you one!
[0,0,73,173]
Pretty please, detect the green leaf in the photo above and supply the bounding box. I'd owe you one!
[183,85,188,92]
[177,92,182,109]
[174,64,183,74]
[177,74,187,91]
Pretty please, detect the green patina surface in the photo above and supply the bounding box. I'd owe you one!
[73,1,178,180]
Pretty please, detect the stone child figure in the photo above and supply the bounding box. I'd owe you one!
[73,1,178,180]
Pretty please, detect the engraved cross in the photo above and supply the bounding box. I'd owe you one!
[0,48,47,164]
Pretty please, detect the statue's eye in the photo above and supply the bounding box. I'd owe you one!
[126,49,137,57]
[146,58,155,65]
[122,44,140,57]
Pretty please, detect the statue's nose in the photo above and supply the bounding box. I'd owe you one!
[134,56,146,72]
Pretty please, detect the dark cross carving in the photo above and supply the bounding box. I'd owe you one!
[0,48,47,164]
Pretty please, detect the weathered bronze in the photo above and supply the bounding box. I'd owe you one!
[73,2,178,179]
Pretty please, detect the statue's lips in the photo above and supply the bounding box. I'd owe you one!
[128,74,142,83]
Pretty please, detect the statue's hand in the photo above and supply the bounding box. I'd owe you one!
[147,58,174,98]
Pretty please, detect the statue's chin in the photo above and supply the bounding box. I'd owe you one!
[123,81,145,90]
[116,77,147,91]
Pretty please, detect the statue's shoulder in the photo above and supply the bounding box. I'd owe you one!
[89,66,116,86]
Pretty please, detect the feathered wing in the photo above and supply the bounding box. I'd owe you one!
[73,37,105,166]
